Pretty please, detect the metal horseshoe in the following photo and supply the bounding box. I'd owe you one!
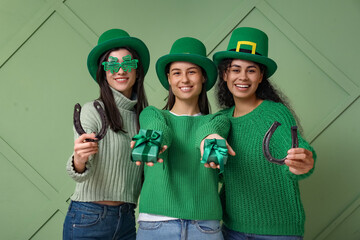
[73,101,108,142]
[262,121,298,165]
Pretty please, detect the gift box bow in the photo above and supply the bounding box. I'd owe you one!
[201,139,228,174]
[131,129,162,162]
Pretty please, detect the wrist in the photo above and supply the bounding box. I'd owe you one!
[72,155,86,173]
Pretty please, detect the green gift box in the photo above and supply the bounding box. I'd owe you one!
[201,139,228,173]
[131,129,162,163]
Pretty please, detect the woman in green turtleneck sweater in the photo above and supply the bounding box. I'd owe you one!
[213,27,316,240]
[134,37,234,240]
[63,29,149,240]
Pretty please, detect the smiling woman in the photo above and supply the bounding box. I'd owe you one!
[214,27,316,240]
[134,37,233,240]
[63,29,149,240]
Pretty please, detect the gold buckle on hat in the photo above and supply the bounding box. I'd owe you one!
[236,41,257,54]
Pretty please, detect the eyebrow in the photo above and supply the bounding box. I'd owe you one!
[230,64,257,68]
[170,67,199,72]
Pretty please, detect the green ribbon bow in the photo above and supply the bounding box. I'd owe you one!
[102,55,138,74]
[132,130,161,162]
[201,139,228,174]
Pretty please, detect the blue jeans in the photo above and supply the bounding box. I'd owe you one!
[136,219,223,240]
[63,201,136,240]
[222,225,303,240]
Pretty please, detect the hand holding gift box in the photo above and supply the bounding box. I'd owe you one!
[201,139,228,173]
[131,129,162,163]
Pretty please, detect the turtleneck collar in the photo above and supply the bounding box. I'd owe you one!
[109,86,137,111]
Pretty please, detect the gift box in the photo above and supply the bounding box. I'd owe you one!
[201,139,228,173]
[131,129,162,163]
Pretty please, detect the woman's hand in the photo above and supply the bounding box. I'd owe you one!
[200,134,235,169]
[73,133,98,173]
[285,148,314,175]
[130,141,167,166]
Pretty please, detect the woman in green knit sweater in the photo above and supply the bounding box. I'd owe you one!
[134,37,234,240]
[63,29,150,240]
[213,27,316,240]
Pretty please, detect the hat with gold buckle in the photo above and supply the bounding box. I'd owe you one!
[213,27,277,78]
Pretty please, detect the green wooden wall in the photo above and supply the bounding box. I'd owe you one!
[0,0,359,239]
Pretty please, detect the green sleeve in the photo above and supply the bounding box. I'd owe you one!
[66,102,99,182]
[269,104,317,181]
[139,106,173,148]
[195,112,230,148]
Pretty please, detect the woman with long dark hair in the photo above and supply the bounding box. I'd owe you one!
[63,29,150,240]
[214,27,316,240]
[134,37,234,240]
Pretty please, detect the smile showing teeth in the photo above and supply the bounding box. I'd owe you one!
[115,78,127,82]
[180,86,192,91]
[235,84,249,88]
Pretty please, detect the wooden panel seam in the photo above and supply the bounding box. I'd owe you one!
[0,137,58,200]
[256,1,360,142]
[0,1,59,68]
[204,0,261,56]
[314,194,360,240]
[55,2,98,46]
[26,209,61,240]
[257,0,358,95]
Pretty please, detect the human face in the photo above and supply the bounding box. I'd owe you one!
[167,61,205,102]
[223,59,263,101]
[105,49,137,98]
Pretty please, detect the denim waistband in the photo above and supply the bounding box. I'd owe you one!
[69,201,135,216]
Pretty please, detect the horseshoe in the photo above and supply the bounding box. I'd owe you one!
[73,101,108,142]
[262,121,298,165]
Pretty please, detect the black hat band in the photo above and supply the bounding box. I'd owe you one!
[229,48,262,56]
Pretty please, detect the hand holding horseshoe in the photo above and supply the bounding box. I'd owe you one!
[73,133,99,173]
[262,121,298,165]
[285,148,314,175]
[73,101,108,142]
[72,101,108,173]
[262,121,314,174]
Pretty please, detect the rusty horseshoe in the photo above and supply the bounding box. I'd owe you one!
[73,101,108,142]
[262,121,298,165]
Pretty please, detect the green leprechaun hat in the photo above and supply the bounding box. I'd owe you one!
[213,27,277,78]
[87,29,150,82]
[156,37,217,91]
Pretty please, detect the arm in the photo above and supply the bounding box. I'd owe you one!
[269,104,317,180]
[72,133,98,172]
[139,106,172,147]
[195,112,231,147]
[66,102,101,182]
[196,113,235,168]
[133,106,172,166]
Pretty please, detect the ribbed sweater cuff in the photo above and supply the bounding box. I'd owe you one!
[66,154,93,182]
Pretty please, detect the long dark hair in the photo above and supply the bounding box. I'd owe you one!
[216,58,302,130]
[163,62,210,114]
[96,47,148,132]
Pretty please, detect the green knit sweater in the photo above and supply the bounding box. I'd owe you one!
[138,106,230,220]
[66,87,143,204]
[220,100,316,236]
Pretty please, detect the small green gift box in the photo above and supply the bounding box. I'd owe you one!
[201,139,228,173]
[131,129,162,163]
